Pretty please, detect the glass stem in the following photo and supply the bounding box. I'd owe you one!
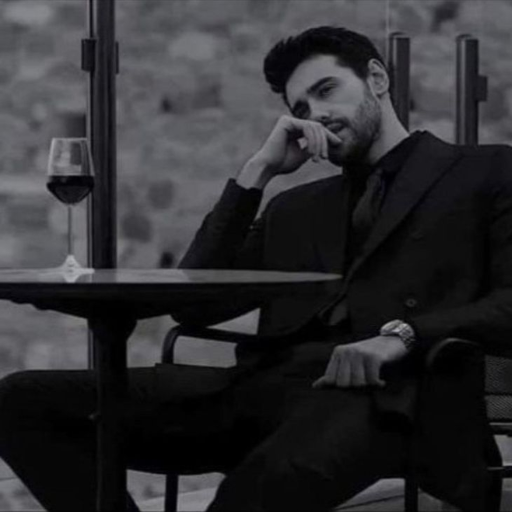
[67,205,74,257]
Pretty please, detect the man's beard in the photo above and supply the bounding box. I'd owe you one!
[328,86,382,167]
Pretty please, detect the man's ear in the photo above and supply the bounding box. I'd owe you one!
[367,59,389,97]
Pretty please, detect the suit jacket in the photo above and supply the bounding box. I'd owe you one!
[174,131,512,509]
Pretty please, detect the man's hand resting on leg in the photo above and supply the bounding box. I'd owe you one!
[313,336,408,388]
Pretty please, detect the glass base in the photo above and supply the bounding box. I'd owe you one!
[42,255,94,281]
[58,255,94,275]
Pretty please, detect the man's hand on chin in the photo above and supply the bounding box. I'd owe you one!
[312,336,408,389]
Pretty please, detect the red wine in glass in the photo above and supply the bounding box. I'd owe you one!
[47,175,94,205]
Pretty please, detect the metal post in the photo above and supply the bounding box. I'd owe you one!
[83,0,119,368]
[387,32,410,130]
[86,0,118,270]
[83,2,123,511]
[455,34,488,145]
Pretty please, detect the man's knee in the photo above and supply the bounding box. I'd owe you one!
[0,371,70,434]
[210,450,336,512]
[0,371,38,445]
[0,371,36,413]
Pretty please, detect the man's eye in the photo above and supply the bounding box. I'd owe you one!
[318,85,334,98]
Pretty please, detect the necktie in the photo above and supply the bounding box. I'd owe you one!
[351,167,386,254]
[319,167,387,326]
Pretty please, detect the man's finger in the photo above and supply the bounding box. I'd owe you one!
[336,351,351,388]
[311,123,327,160]
[324,351,339,383]
[350,354,367,387]
[312,376,329,388]
[312,127,323,162]
[312,352,339,388]
[304,124,320,162]
[305,124,320,162]
[323,128,343,146]
[316,124,329,159]
[365,357,386,387]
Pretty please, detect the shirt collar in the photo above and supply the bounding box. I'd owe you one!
[344,130,423,184]
[374,130,423,177]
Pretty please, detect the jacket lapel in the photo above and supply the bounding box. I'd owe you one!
[344,132,462,284]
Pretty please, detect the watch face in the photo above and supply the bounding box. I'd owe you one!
[380,320,414,348]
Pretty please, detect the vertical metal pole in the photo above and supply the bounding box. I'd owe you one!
[84,2,124,511]
[455,34,488,145]
[387,32,410,130]
[88,0,118,269]
[84,1,95,371]
[84,0,119,367]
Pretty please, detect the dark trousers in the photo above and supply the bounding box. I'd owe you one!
[0,341,409,512]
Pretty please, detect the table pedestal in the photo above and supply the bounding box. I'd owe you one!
[89,314,137,512]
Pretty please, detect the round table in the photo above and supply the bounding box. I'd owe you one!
[0,268,341,511]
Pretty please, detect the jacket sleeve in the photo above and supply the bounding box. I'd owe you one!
[409,147,512,356]
[171,179,271,326]
[179,179,265,270]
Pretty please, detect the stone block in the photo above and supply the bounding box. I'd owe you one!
[4,0,55,28]
[121,211,154,243]
[229,23,265,54]
[0,235,23,267]
[187,0,250,29]
[387,0,432,34]
[220,69,267,114]
[412,73,454,117]
[0,25,23,54]
[459,0,512,36]
[55,2,86,29]
[17,56,55,82]
[147,180,175,210]
[5,198,49,231]
[168,31,225,63]
[155,62,223,113]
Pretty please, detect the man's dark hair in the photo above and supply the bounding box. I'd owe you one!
[263,26,387,102]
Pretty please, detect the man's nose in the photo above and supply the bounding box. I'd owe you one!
[308,100,331,123]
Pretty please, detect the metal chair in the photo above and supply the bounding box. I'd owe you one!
[481,353,512,509]
[158,326,506,512]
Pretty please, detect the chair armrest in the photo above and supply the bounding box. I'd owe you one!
[161,325,283,364]
[424,337,483,372]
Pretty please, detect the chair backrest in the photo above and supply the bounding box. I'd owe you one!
[485,355,512,423]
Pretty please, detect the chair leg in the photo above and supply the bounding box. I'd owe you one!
[164,474,179,512]
[485,471,503,512]
[404,475,419,512]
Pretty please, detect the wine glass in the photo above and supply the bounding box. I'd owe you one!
[46,138,95,275]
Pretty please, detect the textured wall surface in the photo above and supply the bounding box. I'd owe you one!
[1,0,511,375]
[0,0,511,508]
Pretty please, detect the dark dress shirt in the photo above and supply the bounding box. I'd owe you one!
[345,131,423,267]
[317,131,424,329]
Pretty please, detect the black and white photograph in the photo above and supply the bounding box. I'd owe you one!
[0,0,512,510]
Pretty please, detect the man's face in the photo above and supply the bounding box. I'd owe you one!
[285,54,382,166]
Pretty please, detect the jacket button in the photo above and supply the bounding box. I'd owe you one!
[405,298,418,309]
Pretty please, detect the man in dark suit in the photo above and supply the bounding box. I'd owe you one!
[0,25,510,512]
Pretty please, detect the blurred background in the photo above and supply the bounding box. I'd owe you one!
[0,0,511,509]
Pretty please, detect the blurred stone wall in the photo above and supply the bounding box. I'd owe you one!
[1,0,512,508]
[0,0,511,377]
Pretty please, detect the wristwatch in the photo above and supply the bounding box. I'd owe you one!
[380,319,416,350]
